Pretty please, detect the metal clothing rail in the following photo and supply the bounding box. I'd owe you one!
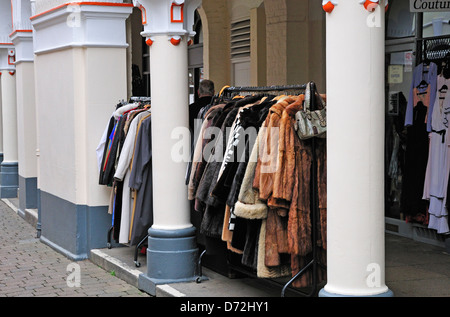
[130,96,151,102]
[223,84,308,92]
[196,82,326,297]
[107,228,147,267]
[220,84,308,99]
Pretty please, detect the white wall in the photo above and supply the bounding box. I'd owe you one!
[16,62,36,178]
[34,47,127,206]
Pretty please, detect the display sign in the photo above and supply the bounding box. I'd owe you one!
[388,65,404,84]
[405,51,413,72]
[410,0,450,12]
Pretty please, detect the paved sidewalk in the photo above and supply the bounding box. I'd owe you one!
[2,196,450,298]
[0,200,150,297]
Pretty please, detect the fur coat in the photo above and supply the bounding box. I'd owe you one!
[233,108,291,278]
[196,95,264,238]
[235,94,327,285]
[191,92,328,285]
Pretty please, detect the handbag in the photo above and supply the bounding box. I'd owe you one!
[294,82,326,140]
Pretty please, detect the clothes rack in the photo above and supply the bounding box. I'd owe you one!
[106,227,147,267]
[280,82,326,297]
[103,97,152,268]
[196,83,326,297]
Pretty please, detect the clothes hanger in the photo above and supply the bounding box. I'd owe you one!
[416,79,429,89]
[416,57,431,88]
[422,55,431,67]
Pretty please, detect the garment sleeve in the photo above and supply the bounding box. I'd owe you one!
[405,65,419,127]
[426,63,438,132]
[129,117,152,191]
[96,114,113,172]
[114,114,140,181]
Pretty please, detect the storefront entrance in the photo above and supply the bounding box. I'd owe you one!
[385,0,450,249]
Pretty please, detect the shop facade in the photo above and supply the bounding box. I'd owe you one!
[384,1,450,249]
[0,0,447,297]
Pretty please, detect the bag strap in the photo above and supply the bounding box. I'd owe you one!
[304,82,312,112]
[314,91,326,110]
[307,81,326,111]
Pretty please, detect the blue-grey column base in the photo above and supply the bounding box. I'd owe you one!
[39,190,113,261]
[18,176,38,222]
[36,188,41,238]
[18,176,38,209]
[0,161,18,198]
[319,288,394,297]
[138,226,199,296]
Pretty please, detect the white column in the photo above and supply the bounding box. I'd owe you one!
[0,68,19,198]
[31,2,132,259]
[149,35,191,230]
[0,75,3,158]
[0,0,19,198]
[133,0,201,295]
[320,0,393,297]
[11,0,38,213]
[0,71,18,164]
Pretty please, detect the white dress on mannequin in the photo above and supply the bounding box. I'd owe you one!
[423,74,450,234]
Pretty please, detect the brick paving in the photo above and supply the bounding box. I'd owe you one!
[0,200,150,297]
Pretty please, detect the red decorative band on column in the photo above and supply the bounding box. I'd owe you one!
[170,36,181,46]
[360,0,388,12]
[9,29,33,37]
[139,5,147,24]
[322,1,337,13]
[146,38,154,46]
[30,2,134,20]
[7,49,15,65]
[9,71,15,76]
[323,0,388,13]
[362,0,379,12]
[170,3,184,23]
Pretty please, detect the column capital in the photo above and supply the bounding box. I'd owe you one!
[322,0,388,13]
[133,0,201,46]
[10,30,33,63]
[0,48,16,72]
[9,0,34,63]
[30,2,133,55]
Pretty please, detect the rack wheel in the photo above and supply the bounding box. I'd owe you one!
[196,276,202,283]
[134,261,141,267]
[107,243,111,249]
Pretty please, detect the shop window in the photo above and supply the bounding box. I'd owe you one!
[386,0,416,39]
[423,12,450,37]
